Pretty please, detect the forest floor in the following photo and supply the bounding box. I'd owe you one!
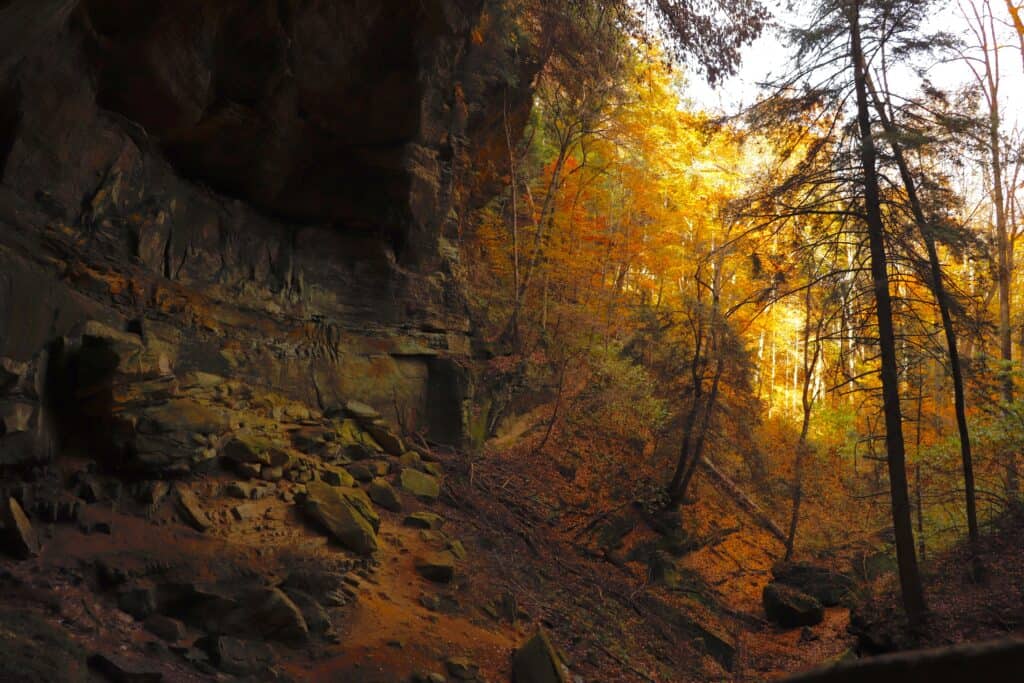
[7,411,1021,681]
[851,506,1024,655]
[454,427,858,681]
[0,432,856,683]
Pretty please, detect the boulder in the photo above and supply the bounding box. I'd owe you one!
[367,478,402,512]
[404,512,444,530]
[237,588,309,644]
[222,435,289,467]
[0,358,27,394]
[260,466,284,482]
[159,583,308,644]
[400,468,440,501]
[336,485,380,532]
[412,672,448,683]
[0,402,33,435]
[336,419,382,455]
[173,484,212,532]
[781,636,1024,683]
[0,497,40,559]
[196,636,275,676]
[446,657,479,680]
[144,614,187,642]
[763,582,824,628]
[280,587,331,637]
[447,539,467,560]
[364,421,405,456]
[346,463,375,483]
[344,443,376,461]
[415,552,456,583]
[367,460,390,477]
[236,462,261,479]
[231,503,263,522]
[303,482,379,555]
[423,461,445,478]
[320,467,355,487]
[344,401,381,422]
[86,653,163,683]
[512,629,570,683]
[289,427,328,453]
[771,561,854,606]
[225,482,253,500]
[118,587,158,619]
[156,582,239,622]
[137,399,228,436]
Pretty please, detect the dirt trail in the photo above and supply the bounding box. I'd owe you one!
[291,522,521,681]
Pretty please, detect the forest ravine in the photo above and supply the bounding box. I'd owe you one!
[0,0,1023,681]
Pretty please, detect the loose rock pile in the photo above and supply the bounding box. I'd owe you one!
[0,321,475,680]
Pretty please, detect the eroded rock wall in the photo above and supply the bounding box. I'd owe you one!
[0,0,520,456]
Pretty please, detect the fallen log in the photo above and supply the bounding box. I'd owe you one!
[697,457,788,545]
[783,636,1024,682]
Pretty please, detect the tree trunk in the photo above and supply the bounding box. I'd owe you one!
[667,323,706,502]
[785,283,820,561]
[863,75,980,550]
[675,355,725,502]
[1007,0,1024,85]
[849,4,927,626]
[504,89,522,347]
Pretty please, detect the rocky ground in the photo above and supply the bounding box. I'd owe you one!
[0,322,571,682]
[4,315,1018,682]
[0,317,861,682]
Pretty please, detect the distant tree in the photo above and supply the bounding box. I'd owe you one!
[747,0,934,627]
[953,0,1023,494]
[863,72,981,552]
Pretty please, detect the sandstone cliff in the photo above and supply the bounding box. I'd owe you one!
[0,0,532,462]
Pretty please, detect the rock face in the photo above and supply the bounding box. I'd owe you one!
[763,583,825,628]
[0,353,53,466]
[78,0,470,262]
[0,0,532,453]
[771,561,855,607]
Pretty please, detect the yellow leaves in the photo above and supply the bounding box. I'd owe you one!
[465,38,766,358]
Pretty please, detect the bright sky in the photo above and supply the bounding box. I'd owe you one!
[685,0,1024,127]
